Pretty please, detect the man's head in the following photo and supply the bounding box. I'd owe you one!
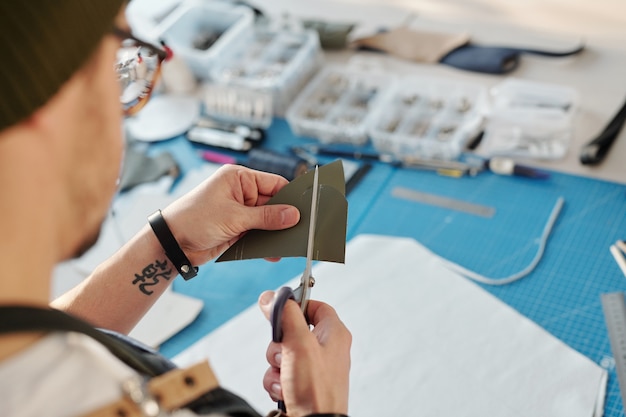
[0,2,127,131]
[0,2,131,261]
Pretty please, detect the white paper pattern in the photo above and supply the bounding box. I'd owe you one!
[174,234,606,417]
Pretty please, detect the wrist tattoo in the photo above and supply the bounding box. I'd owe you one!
[132,259,174,295]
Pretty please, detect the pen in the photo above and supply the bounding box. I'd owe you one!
[345,163,372,195]
[200,148,308,181]
[488,157,550,179]
[401,156,483,177]
[199,150,237,165]
[294,145,484,177]
[301,144,386,162]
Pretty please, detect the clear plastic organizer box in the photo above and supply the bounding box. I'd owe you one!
[480,78,580,160]
[286,66,394,145]
[367,76,488,160]
[207,25,323,118]
[152,0,254,79]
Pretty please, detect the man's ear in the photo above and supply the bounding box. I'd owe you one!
[114,3,130,30]
[19,87,65,136]
[22,106,48,131]
[21,76,79,142]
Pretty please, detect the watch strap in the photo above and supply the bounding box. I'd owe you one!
[148,210,198,280]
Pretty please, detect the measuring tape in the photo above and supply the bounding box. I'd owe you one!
[601,292,626,406]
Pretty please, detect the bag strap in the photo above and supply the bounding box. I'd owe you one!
[0,305,165,377]
[0,305,261,417]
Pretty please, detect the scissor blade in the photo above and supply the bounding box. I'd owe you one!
[296,166,319,313]
[306,166,319,264]
[305,166,320,275]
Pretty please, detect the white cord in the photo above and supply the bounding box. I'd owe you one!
[440,196,565,286]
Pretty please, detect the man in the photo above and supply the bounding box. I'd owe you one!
[0,2,351,417]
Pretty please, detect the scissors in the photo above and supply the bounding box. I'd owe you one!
[270,165,320,343]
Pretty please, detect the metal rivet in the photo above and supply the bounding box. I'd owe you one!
[184,376,196,387]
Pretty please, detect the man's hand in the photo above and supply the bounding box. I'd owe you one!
[259,291,352,417]
[161,165,300,265]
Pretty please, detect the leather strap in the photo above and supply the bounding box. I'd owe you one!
[440,43,585,75]
[84,361,219,417]
[580,97,626,165]
[148,209,198,280]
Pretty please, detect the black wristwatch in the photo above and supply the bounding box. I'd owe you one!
[148,210,198,280]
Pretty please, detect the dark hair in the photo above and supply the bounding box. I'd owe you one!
[0,1,126,131]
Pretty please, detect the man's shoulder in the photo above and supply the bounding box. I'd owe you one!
[0,333,137,417]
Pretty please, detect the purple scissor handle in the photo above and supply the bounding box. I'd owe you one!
[270,287,296,342]
[270,271,316,342]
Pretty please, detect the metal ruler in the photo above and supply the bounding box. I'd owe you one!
[391,187,496,218]
[601,292,626,407]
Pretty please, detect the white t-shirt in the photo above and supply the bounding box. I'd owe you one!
[0,332,201,417]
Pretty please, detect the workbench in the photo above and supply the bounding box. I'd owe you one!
[125,0,626,414]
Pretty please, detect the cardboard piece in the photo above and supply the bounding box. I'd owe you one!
[352,26,470,63]
[217,160,348,263]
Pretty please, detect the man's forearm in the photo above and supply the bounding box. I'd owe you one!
[51,225,177,334]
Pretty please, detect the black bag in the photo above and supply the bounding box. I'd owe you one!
[0,306,262,417]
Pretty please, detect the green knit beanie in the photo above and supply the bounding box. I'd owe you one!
[0,1,126,131]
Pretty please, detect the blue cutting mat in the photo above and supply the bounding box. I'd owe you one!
[354,167,626,416]
[155,119,626,416]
